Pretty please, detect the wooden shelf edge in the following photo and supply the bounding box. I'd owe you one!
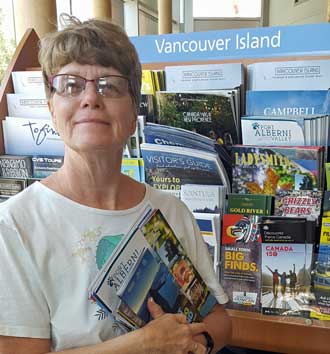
[227,309,330,354]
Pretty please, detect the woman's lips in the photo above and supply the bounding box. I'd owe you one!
[75,119,110,125]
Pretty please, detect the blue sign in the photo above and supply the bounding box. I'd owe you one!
[130,23,330,64]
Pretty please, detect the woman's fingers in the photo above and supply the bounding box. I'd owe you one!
[143,306,208,354]
[147,297,165,319]
[188,322,207,336]
[147,298,189,324]
[188,342,207,354]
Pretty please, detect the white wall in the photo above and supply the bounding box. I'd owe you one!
[268,0,327,26]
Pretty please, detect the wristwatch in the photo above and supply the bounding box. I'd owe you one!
[202,331,214,354]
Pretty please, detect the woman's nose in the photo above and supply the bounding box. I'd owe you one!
[79,81,103,108]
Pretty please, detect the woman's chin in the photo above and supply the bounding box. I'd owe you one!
[68,140,122,154]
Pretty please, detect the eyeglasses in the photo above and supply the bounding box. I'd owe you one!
[49,74,131,98]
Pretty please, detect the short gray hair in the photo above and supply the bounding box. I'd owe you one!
[38,14,142,113]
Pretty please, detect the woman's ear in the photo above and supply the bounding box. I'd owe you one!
[48,99,57,130]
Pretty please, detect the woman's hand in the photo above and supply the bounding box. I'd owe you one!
[140,298,207,354]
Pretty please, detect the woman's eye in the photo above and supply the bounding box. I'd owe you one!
[101,83,120,96]
[64,81,81,94]
[105,83,114,90]
[66,81,79,89]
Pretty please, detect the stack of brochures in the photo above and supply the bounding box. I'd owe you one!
[141,122,229,277]
[156,63,244,149]
[243,59,330,149]
[88,205,217,331]
[141,141,230,198]
[3,71,64,156]
[180,183,226,278]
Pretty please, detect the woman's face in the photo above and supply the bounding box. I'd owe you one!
[48,62,137,154]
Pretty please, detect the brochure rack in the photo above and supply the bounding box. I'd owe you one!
[1,23,330,354]
[130,24,330,354]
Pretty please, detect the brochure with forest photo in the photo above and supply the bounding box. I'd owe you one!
[156,92,238,147]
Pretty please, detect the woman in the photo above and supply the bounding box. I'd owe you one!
[0,16,231,354]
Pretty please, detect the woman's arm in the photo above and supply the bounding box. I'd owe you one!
[0,305,208,354]
[198,304,232,353]
[0,336,50,354]
[148,298,231,354]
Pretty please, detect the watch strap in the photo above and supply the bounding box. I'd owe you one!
[202,331,214,354]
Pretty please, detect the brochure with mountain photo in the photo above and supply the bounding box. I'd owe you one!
[143,123,232,181]
[141,143,230,198]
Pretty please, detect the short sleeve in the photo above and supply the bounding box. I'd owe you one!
[0,222,50,338]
